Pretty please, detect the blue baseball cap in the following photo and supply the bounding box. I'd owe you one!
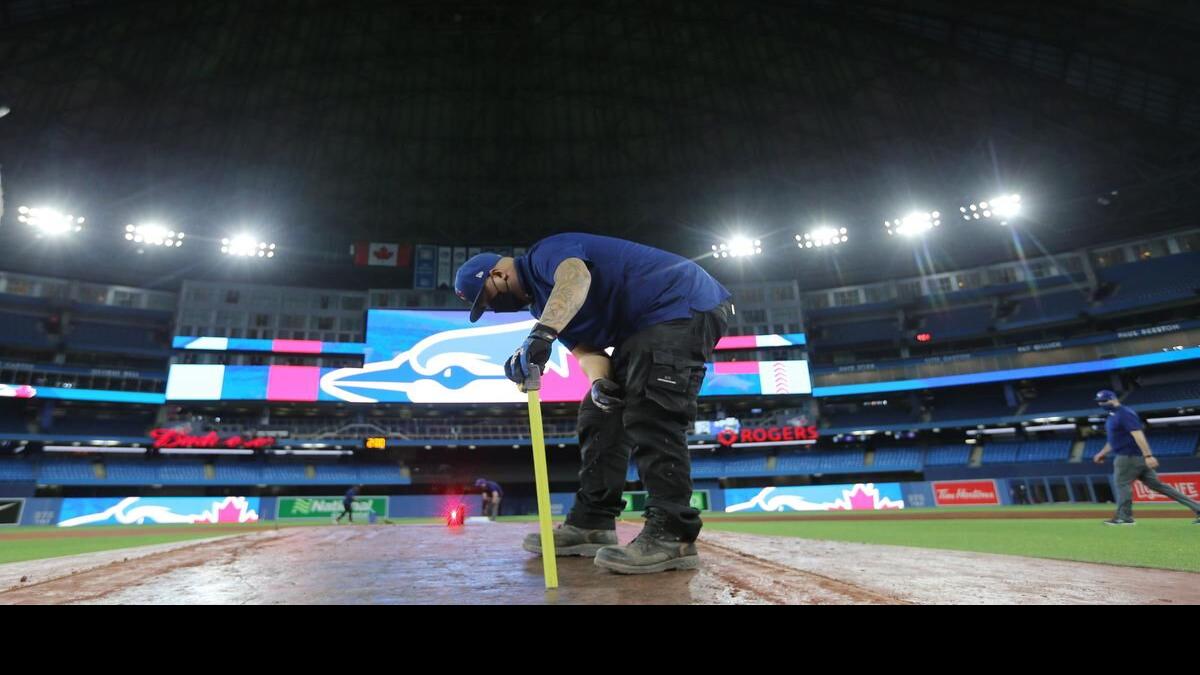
[454,253,502,322]
[1095,389,1119,403]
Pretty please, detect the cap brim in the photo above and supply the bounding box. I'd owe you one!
[468,286,488,322]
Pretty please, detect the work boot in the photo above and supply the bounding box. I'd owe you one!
[594,512,698,574]
[522,523,617,557]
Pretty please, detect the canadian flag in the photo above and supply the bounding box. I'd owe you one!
[353,242,412,267]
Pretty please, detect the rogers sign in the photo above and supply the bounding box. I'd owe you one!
[150,428,275,450]
[716,426,819,447]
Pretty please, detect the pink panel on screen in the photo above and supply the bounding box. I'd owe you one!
[715,336,758,350]
[267,366,320,401]
[712,361,760,374]
[272,339,324,354]
[540,355,592,403]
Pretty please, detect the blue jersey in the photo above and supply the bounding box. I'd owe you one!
[1105,406,1144,457]
[478,480,503,497]
[514,233,731,350]
[344,487,358,503]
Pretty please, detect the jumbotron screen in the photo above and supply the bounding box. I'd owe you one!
[165,309,812,403]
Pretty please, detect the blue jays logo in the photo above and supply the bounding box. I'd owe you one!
[320,318,572,403]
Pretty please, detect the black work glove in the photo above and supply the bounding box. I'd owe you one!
[505,323,557,385]
[590,378,625,412]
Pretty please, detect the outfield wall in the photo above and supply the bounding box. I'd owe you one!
[6,472,1198,525]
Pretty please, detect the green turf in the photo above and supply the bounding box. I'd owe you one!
[0,518,527,564]
[0,530,254,565]
[4,506,1195,570]
[702,516,1200,573]
[704,503,1181,517]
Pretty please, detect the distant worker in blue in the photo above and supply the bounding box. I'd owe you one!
[1092,390,1200,526]
[475,478,503,520]
[336,485,360,524]
[455,233,731,574]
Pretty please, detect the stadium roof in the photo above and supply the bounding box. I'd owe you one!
[1,0,1198,289]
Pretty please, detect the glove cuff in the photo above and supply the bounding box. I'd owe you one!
[530,323,558,342]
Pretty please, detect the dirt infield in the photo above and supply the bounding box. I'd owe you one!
[0,522,1196,604]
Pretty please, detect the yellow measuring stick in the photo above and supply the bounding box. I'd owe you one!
[525,365,558,589]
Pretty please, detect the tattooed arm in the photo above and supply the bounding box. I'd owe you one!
[538,257,591,333]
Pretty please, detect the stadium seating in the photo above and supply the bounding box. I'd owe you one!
[924,445,972,466]
[1124,381,1200,407]
[919,305,994,340]
[871,448,923,471]
[998,290,1090,330]
[929,387,1014,422]
[0,312,55,350]
[1092,253,1200,315]
[813,318,900,348]
[65,321,169,357]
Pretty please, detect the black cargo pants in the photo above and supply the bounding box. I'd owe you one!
[565,302,730,541]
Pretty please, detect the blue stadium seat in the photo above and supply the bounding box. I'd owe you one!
[920,305,993,340]
[156,460,208,484]
[1093,253,1200,315]
[1124,381,1200,407]
[982,442,1020,464]
[1015,440,1071,462]
[823,406,919,429]
[690,456,725,479]
[1146,432,1199,458]
[65,321,169,357]
[0,458,36,481]
[213,460,265,484]
[39,458,99,483]
[924,445,971,466]
[872,448,923,471]
[814,318,900,348]
[722,454,770,477]
[0,312,55,350]
[357,464,404,483]
[929,388,1014,422]
[104,459,158,483]
[48,415,152,437]
[312,463,359,483]
[1082,437,1107,460]
[262,463,310,483]
[1023,383,1112,415]
[999,290,1090,330]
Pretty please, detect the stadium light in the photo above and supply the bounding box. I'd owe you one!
[17,205,84,237]
[125,223,184,248]
[711,235,763,259]
[884,210,940,237]
[796,226,848,249]
[221,234,276,258]
[960,193,1021,225]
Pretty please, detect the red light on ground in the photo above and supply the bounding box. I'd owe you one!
[916,332,933,343]
[446,503,466,527]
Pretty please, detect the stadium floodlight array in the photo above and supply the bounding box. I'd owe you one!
[796,226,848,249]
[221,234,276,258]
[960,193,1021,225]
[17,205,84,237]
[884,210,940,237]
[125,223,184,248]
[711,236,762,258]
